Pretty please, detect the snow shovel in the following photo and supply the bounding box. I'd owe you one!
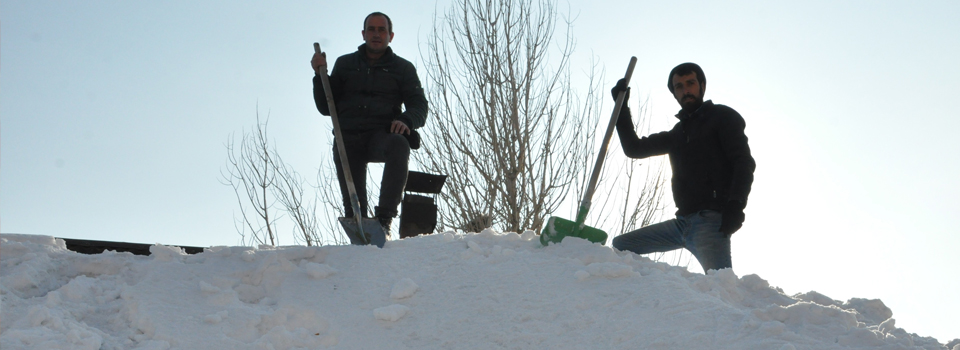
[314,42,387,248]
[541,56,637,246]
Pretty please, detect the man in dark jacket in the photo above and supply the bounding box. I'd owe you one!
[610,62,755,272]
[311,12,428,232]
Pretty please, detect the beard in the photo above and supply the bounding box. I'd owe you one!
[679,94,703,113]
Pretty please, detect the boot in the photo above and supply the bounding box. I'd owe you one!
[377,216,392,235]
[374,206,394,235]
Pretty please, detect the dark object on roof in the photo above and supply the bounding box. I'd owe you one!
[400,194,439,239]
[60,237,204,256]
[399,171,447,239]
[404,171,447,194]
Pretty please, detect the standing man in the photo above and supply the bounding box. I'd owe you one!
[610,63,755,272]
[311,12,428,233]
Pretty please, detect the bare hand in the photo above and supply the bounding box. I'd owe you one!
[311,52,327,73]
[389,120,411,135]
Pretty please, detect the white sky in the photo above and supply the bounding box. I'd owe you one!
[2,0,958,342]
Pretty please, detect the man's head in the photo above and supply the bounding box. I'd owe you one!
[362,12,394,56]
[668,63,706,112]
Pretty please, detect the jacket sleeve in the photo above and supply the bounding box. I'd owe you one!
[397,64,428,129]
[313,60,342,116]
[718,109,756,204]
[615,107,672,159]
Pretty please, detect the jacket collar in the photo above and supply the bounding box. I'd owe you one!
[357,44,395,66]
[675,100,714,121]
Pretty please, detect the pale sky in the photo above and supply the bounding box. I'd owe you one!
[2,0,958,342]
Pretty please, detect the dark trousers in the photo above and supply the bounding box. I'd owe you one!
[333,129,410,219]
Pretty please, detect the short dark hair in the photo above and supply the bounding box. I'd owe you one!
[364,12,393,34]
[668,62,706,93]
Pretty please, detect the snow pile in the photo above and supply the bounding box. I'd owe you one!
[1,231,955,349]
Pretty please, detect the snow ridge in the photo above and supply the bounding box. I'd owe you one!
[1,232,953,349]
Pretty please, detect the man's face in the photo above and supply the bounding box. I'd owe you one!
[671,72,705,111]
[362,15,393,54]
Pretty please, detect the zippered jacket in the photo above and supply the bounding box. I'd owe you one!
[314,44,428,131]
[616,100,756,215]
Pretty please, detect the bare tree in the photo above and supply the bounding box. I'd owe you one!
[417,0,603,233]
[221,112,280,246]
[222,112,350,246]
[587,98,689,265]
[590,98,670,237]
[272,158,319,246]
[312,158,352,245]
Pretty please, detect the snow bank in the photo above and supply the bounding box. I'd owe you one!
[1,232,954,349]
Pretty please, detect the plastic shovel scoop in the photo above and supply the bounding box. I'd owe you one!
[540,56,637,246]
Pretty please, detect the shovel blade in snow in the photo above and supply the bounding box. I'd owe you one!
[540,216,608,246]
[338,217,387,248]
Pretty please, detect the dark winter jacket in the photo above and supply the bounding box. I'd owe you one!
[314,44,428,131]
[616,100,756,216]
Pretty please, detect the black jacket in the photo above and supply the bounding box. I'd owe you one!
[616,100,756,216]
[314,45,428,131]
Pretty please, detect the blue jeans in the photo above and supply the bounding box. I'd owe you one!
[612,210,732,272]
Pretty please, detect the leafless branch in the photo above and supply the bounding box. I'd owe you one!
[221,111,278,246]
[417,0,600,233]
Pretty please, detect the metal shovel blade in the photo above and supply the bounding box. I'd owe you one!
[540,216,608,246]
[338,217,387,248]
